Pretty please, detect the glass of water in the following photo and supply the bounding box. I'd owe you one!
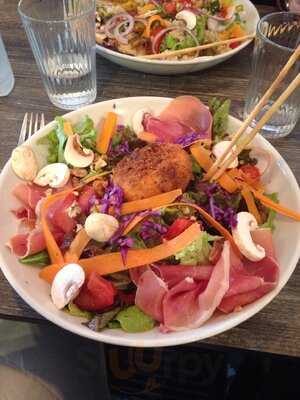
[18,0,96,110]
[244,12,300,139]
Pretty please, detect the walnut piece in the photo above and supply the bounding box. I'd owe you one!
[70,168,88,178]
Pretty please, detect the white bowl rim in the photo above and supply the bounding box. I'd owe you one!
[96,0,259,66]
[0,96,300,348]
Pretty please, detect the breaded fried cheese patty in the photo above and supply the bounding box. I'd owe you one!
[113,143,193,201]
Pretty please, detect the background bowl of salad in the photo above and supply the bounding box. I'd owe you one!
[0,97,300,347]
[95,0,259,74]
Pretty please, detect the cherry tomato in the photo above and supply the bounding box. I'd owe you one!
[164,218,193,240]
[74,272,116,311]
[229,41,240,49]
[240,164,261,182]
[163,1,177,16]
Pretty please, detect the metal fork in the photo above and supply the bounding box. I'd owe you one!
[18,112,45,145]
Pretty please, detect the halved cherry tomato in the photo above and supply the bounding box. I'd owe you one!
[163,1,177,16]
[151,26,164,53]
[240,164,261,183]
[229,41,240,49]
[74,272,116,311]
[164,218,193,240]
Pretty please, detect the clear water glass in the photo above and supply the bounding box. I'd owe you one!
[244,12,300,139]
[0,34,15,97]
[18,0,97,110]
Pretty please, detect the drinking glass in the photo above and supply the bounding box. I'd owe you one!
[18,0,97,110]
[244,12,300,139]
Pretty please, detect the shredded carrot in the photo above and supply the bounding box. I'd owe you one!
[190,144,239,193]
[39,222,201,283]
[63,121,73,136]
[96,112,118,154]
[138,131,158,143]
[164,202,241,256]
[248,187,300,222]
[120,189,182,215]
[143,15,168,38]
[241,186,262,224]
[40,190,74,265]
[64,229,90,263]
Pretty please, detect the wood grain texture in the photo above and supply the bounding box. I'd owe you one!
[1,2,300,356]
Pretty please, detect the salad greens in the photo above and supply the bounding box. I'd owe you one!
[86,307,121,331]
[114,306,155,333]
[261,193,279,231]
[209,98,231,142]
[19,250,50,266]
[175,232,220,265]
[67,302,93,319]
[74,115,97,150]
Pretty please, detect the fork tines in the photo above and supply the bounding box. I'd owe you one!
[18,112,45,146]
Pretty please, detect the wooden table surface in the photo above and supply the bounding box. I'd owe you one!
[1,1,300,357]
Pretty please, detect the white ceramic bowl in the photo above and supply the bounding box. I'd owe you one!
[1,96,300,347]
[96,0,259,75]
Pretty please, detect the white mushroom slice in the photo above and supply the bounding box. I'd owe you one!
[232,212,266,262]
[85,213,119,242]
[51,263,85,309]
[11,145,38,181]
[64,134,94,168]
[131,108,151,137]
[34,163,70,188]
[212,140,238,169]
[176,10,197,30]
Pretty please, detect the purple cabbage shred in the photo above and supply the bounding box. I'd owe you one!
[101,178,124,217]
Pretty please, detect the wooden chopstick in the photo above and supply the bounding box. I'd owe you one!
[139,34,255,60]
[211,72,300,182]
[205,44,300,182]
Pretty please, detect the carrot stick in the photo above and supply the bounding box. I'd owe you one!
[241,187,262,224]
[40,189,74,265]
[137,131,158,143]
[143,15,168,38]
[64,229,90,263]
[63,121,73,136]
[249,187,300,222]
[120,189,182,215]
[190,144,239,193]
[39,222,201,283]
[123,214,146,235]
[165,202,240,256]
[96,112,118,154]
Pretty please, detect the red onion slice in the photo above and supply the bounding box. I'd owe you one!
[104,12,134,42]
[151,26,199,56]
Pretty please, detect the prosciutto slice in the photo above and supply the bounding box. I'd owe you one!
[142,96,212,143]
[78,185,96,214]
[12,182,48,210]
[153,264,213,289]
[162,241,231,331]
[47,192,77,234]
[135,269,168,322]
[11,205,36,220]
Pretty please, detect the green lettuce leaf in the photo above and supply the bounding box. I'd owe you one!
[175,231,220,265]
[115,306,155,333]
[86,307,121,331]
[37,130,59,164]
[260,192,279,231]
[209,98,231,142]
[19,250,50,266]
[74,115,97,150]
[67,302,93,319]
[195,15,207,44]
[54,116,68,163]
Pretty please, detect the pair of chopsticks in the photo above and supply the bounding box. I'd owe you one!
[140,34,255,60]
[205,45,300,183]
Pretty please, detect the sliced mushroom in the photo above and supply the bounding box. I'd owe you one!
[131,108,151,137]
[51,263,85,309]
[34,163,70,188]
[176,10,197,30]
[212,140,238,169]
[84,212,119,242]
[64,134,94,168]
[232,212,266,261]
[11,145,38,181]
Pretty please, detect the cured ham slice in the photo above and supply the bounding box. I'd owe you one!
[142,96,212,143]
[12,182,48,210]
[162,241,230,331]
[7,229,63,257]
[47,192,77,234]
[251,228,276,259]
[11,205,35,220]
[129,265,150,286]
[153,264,213,289]
[78,185,96,214]
[135,269,168,322]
